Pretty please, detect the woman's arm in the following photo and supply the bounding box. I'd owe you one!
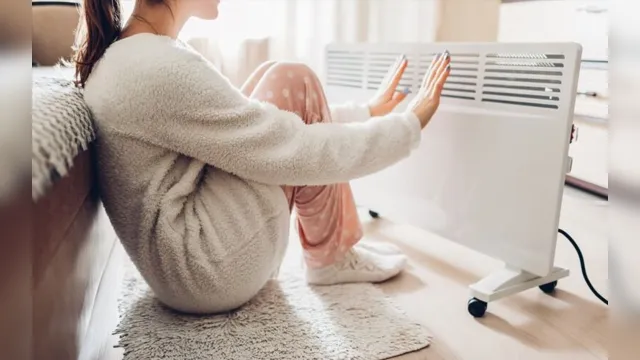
[329,102,372,124]
[119,52,421,186]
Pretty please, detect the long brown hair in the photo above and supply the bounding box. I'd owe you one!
[74,0,123,87]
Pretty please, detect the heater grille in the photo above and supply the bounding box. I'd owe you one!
[325,45,578,112]
[366,51,414,91]
[325,50,365,89]
[481,52,566,109]
[435,53,480,101]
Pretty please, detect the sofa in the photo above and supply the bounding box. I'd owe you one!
[32,0,80,66]
[31,139,125,360]
[26,2,126,359]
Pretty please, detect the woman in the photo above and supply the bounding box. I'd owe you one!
[75,0,451,314]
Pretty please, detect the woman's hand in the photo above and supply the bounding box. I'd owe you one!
[368,55,410,117]
[408,51,451,129]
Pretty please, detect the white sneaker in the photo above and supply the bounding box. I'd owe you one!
[306,246,407,285]
[355,241,403,256]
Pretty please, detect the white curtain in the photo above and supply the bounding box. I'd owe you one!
[122,0,440,86]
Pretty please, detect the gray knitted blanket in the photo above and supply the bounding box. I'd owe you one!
[32,67,95,200]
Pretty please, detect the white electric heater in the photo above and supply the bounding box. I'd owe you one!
[323,42,582,317]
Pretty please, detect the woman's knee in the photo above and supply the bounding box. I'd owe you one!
[264,61,320,85]
[250,61,328,121]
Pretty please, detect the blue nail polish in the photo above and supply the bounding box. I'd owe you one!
[403,87,410,94]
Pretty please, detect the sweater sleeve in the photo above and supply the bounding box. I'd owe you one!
[120,50,422,186]
[329,102,372,123]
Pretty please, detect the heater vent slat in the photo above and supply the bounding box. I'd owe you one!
[327,62,365,68]
[326,74,363,83]
[419,53,481,59]
[326,79,363,89]
[482,98,559,109]
[485,69,563,76]
[443,80,478,88]
[482,93,559,107]
[483,81,561,92]
[326,68,363,77]
[484,75,562,84]
[485,60,565,68]
[482,87,560,98]
[327,73,364,82]
[448,74,479,80]
[326,75,363,83]
[326,55,365,60]
[418,60,481,66]
[368,68,402,75]
[486,53,565,60]
[419,55,480,63]
[446,80,479,87]
[326,74,362,83]
[442,94,476,101]
[326,63,362,68]
[482,90,560,101]
[326,58,366,65]
[369,61,399,68]
[448,87,479,96]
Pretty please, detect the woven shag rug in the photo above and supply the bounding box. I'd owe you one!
[115,257,432,360]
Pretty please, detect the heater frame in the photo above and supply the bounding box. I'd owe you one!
[323,42,582,316]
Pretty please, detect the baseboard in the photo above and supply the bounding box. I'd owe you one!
[566,175,608,199]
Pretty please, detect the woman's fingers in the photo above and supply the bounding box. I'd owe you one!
[385,56,408,97]
[428,51,450,88]
[380,55,403,92]
[427,52,451,96]
[429,62,451,99]
[421,53,441,90]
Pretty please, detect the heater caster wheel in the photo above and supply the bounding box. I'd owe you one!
[369,210,380,219]
[539,280,558,294]
[467,298,487,318]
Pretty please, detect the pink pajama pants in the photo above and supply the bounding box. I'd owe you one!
[240,61,364,269]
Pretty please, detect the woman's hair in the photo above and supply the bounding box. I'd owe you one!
[74,0,123,87]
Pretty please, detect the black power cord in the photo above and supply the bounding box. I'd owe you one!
[558,228,608,305]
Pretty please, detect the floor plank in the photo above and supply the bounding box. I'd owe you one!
[367,187,609,360]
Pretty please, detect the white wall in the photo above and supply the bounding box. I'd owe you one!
[436,0,501,42]
[366,0,439,43]
[498,0,609,61]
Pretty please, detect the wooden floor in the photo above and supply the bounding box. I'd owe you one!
[106,186,608,360]
[367,186,609,360]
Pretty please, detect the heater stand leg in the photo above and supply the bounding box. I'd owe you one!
[467,266,570,317]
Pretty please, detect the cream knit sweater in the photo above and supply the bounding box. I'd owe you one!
[83,34,422,313]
